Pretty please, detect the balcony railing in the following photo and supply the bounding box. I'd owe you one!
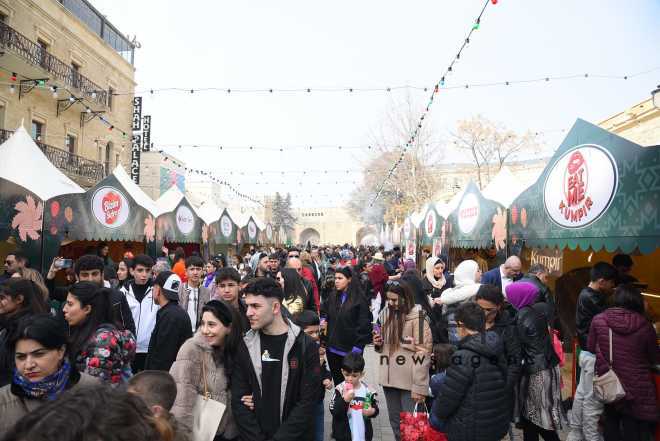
[0,129,105,183]
[0,21,108,106]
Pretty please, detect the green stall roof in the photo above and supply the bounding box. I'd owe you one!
[509,119,660,254]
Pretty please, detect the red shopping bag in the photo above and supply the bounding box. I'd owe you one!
[400,403,447,441]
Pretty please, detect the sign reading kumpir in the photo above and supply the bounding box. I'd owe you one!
[526,247,563,277]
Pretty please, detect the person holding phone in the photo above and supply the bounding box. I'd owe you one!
[373,280,432,441]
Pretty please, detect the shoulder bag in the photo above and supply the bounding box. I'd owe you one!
[592,328,625,403]
[193,354,227,441]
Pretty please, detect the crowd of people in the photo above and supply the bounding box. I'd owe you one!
[0,244,657,441]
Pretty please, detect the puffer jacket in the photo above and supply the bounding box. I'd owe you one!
[588,307,658,422]
[170,332,238,438]
[433,332,510,441]
[575,287,607,349]
[75,324,136,386]
[375,305,432,395]
[0,370,99,439]
[516,303,558,374]
[491,310,522,391]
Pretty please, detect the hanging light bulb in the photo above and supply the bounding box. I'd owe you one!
[10,72,17,82]
[86,107,92,114]
[9,85,15,94]
[91,91,97,99]
[68,96,75,103]
[51,86,58,98]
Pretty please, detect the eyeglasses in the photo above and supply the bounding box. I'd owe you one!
[4,260,12,265]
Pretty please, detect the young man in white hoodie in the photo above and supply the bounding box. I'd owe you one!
[121,254,157,373]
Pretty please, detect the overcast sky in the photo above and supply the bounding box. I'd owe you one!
[94,0,660,208]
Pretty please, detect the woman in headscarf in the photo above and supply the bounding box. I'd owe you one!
[401,270,444,344]
[433,260,481,345]
[422,256,453,299]
[506,281,563,441]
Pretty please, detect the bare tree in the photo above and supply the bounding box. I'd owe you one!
[348,94,442,224]
[452,115,541,189]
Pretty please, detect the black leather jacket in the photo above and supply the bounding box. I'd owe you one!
[516,302,558,374]
[575,287,608,349]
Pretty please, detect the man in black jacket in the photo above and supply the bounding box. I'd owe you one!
[567,261,617,441]
[433,302,510,441]
[232,277,321,441]
[520,264,557,325]
[145,271,192,371]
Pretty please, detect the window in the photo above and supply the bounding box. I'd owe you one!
[0,13,7,23]
[66,134,76,154]
[105,142,112,174]
[107,87,114,109]
[70,62,80,89]
[37,39,49,68]
[31,120,44,142]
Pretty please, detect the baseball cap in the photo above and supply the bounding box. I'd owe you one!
[154,271,181,302]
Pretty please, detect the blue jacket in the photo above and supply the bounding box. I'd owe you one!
[481,267,522,290]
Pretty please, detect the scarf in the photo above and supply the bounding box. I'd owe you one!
[505,281,539,310]
[13,359,71,401]
[425,256,446,290]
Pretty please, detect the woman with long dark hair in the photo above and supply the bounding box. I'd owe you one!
[280,267,316,317]
[588,285,657,441]
[0,314,99,438]
[401,269,445,345]
[170,300,241,440]
[0,279,48,386]
[321,266,372,386]
[115,258,133,290]
[63,282,136,386]
[373,280,432,441]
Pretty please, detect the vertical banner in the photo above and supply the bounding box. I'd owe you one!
[131,97,143,184]
[131,134,141,184]
[142,115,151,152]
[132,97,142,131]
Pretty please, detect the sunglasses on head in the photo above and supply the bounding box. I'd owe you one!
[385,280,401,289]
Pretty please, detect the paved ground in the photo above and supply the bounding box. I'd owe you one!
[321,346,571,441]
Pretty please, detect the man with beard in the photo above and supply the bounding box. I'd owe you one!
[1,251,27,283]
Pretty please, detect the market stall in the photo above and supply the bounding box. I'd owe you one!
[445,180,508,272]
[263,222,275,246]
[155,186,204,258]
[508,118,660,342]
[0,127,85,271]
[197,201,223,260]
[209,208,240,257]
[401,214,420,263]
[240,215,263,247]
[43,166,159,267]
[418,202,447,258]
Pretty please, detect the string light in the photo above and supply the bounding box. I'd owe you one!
[371,0,495,207]
[9,85,15,94]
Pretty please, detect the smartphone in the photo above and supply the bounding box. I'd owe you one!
[55,258,73,269]
[373,323,381,335]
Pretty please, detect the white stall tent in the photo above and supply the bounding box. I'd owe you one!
[0,125,84,200]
